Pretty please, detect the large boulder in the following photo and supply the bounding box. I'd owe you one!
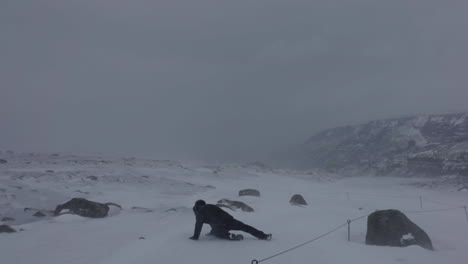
[54,198,121,218]
[366,209,433,250]
[238,189,260,197]
[0,224,16,233]
[217,199,254,212]
[289,194,307,206]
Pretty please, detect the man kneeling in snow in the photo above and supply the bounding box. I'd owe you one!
[190,200,271,241]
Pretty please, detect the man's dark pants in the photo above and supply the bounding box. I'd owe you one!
[210,219,268,239]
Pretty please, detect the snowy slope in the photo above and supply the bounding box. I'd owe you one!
[295,112,468,177]
[1,153,468,264]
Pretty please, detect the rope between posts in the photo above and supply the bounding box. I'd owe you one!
[251,205,467,264]
[403,206,464,214]
[350,214,369,222]
[251,222,348,264]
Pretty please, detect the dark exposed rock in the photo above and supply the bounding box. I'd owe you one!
[1,217,15,222]
[366,209,433,250]
[46,170,55,173]
[0,159,7,164]
[75,190,90,194]
[54,198,122,218]
[216,204,235,211]
[238,189,260,197]
[0,224,16,233]
[139,236,145,240]
[217,199,254,212]
[292,112,468,177]
[33,211,46,217]
[289,194,307,205]
[86,176,98,181]
[132,206,153,213]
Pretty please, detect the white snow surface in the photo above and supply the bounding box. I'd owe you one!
[401,233,415,244]
[1,153,468,264]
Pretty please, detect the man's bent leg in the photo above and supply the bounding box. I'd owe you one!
[210,225,231,239]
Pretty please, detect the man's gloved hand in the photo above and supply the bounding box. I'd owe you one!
[189,236,198,240]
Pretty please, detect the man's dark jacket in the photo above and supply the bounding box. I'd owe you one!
[192,204,233,239]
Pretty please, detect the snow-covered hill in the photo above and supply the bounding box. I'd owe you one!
[1,152,468,264]
[293,113,468,178]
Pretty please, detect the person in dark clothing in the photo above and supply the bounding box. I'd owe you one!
[189,200,271,241]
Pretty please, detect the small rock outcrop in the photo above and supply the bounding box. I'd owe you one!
[238,189,260,197]
[289,194,307,205]
[86,176,98,181]
[0,159,7,164]
[366,209,433,250]
[217,199,254,212]
[33,211,46,217]
[54,198,122,218]
[1,217,15,222]
[0,224,16,233]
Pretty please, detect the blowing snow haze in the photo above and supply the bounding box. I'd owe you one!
[1,0,468,162]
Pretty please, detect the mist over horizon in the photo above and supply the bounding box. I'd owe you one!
[2,0,468,162]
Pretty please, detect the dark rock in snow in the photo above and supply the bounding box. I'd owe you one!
[86,176,98,181]
[0,224,16,233]
[1,217,15,222]
[289,194,307,205]
[46,170,55,173]
[33,211,46,217]
[0,159,7,164]
[75,190,90,194]
[217,199,254,212]
[132,206,153,213]
[216,204,235,211]
[54,198,122,218]
[366,209,433,250]
[238,189,260,197]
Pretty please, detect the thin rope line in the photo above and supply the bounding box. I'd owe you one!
[403,206,463,213]
[425,198,463,207]
[255,223,347,263]
[350,214,369,222]
[251,205,465,264]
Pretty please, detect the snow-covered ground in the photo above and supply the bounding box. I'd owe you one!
[1,153,468,264]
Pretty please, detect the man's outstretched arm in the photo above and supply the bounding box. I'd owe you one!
[190,217,203,240]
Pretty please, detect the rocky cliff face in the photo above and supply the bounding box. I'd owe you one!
[299,113,468,177]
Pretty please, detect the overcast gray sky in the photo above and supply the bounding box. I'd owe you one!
[1,0,467,162]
